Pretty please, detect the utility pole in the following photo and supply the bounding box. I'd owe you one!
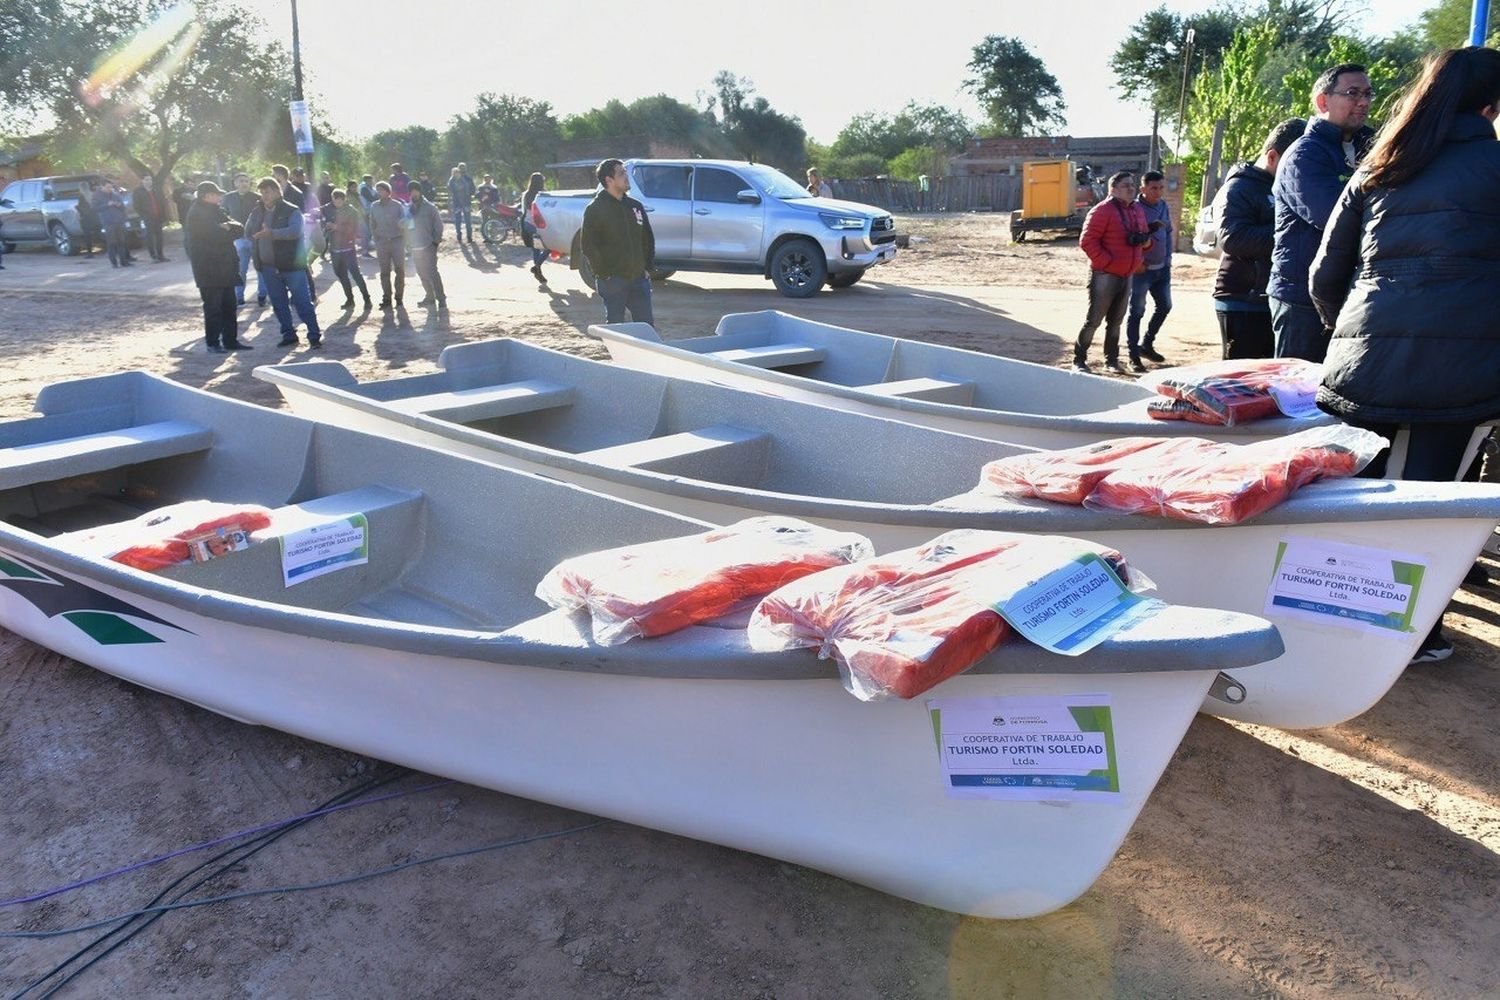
[1174,27,1196,157]
[291,0,308,175]
[1472,0,1492,45]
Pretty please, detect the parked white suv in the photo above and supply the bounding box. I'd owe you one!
[530,159,898,297]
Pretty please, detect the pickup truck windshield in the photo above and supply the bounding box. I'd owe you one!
[741,164,813,200]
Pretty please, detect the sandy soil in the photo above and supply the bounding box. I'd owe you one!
[1,215,1497,999]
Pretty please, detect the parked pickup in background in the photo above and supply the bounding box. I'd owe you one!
[0,174,144,256]
[529,159,898,297]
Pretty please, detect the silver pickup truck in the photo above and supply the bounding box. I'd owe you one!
[530,159,897,297]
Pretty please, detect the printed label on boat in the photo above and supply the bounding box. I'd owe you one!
[280,514,368,587]
[980,550,1163,656]
[1265,537,1426,635]
[927,695,1120,802]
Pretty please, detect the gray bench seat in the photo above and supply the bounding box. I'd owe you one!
[855,376,977,405]
[385,379,575,423]
[0,420,213,490]
[705,343,828,369]
[577,425,769,476]
[155,485,426,608]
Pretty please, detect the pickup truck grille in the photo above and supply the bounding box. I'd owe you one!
[871,215,897,245]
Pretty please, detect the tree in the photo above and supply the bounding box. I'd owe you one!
[1111,1,1349,132]
[443,93,560,187]
[964,36,1065,135]
[365,126,440,176]
[0,0,296,188]
[706,71,807,169]
[562,94,717,154]
[1417,0,1499,48]
[830,102,973,164]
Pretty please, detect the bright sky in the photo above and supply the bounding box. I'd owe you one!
[246,0,1439,144]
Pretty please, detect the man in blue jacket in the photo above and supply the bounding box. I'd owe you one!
[1269,63,1376,362]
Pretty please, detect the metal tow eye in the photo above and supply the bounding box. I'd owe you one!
[1208,671,1247,704]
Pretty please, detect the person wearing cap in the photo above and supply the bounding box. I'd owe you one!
[246,176,322,349]
[186,182,251,353]
[326,189,372,310]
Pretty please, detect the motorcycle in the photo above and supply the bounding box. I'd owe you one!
[480,201,521,244]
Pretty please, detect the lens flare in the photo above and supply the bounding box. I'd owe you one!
[80,2,198,109]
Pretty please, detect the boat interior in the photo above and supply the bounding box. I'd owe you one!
[619,310,1154,416]
[0,372,706,631]
[264,339,1024,506]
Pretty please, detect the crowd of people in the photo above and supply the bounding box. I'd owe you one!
[106,160,541,353]
[1072,47,1500,662]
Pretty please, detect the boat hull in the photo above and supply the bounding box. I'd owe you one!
[0,545,1214,919]
[272,386,1485,730]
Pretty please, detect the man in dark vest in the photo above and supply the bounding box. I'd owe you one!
[245,177,322,349]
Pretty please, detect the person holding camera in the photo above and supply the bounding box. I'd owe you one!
[1126,170,1172,372]
[1073,170,1150,374]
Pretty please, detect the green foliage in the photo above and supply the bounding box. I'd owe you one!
[0,0,295,185]
[706,71,807,170]
[562,94,719,156]
[887,145,946,181]
[1418,0,1500,48]
[830,102,973,165]
[964,35,1065,135]
[364,126,440,176]
[1111,1,1348,135]
[442,93,561,188]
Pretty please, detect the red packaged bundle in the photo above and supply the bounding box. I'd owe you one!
[748,530,1134,701]
[536,516,874,645]
[1083,426,1385,524]
[977,436,1174,504]
[1145,359,1322,426]
[1147,398,1225,425]
[58,500,274,571]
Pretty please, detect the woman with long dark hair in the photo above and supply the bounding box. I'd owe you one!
[1310,46,1500,662]
[521,171,548,289]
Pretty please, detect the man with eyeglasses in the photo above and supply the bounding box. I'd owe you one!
[1269,63,1377,362]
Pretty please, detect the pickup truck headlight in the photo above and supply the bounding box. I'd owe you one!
[819,213,866,230]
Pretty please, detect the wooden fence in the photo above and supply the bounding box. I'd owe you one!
[827,174,1022,214]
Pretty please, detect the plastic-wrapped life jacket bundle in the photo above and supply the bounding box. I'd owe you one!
[1143,358,1322,426]
[748,530,1137,701]
[1083,425,1386,524]
[976,436,1175,504]
[535,516,875,645]
[57,500,274,571]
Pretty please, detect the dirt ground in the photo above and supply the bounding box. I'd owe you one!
[0,215,1496,999]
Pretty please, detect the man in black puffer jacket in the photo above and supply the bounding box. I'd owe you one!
[1213,118,1306,359]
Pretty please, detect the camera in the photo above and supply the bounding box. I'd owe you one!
[1126,230,1153,246]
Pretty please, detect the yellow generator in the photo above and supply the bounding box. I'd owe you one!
[1010,159,1104,242]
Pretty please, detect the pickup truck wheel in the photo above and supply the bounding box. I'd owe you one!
[575,252,596,289]
[827,270,864,288]
[648,268,675,283]
[50,222,75,257]
[770,238,826,298]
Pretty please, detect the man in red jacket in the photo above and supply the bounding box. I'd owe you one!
[1072,170,1153,373]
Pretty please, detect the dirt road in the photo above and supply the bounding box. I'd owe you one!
[1,216,1496,999]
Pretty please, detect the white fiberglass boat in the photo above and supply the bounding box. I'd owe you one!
[0,372,1282,919]
[256,341,1500,729]
[591,310,1337,450]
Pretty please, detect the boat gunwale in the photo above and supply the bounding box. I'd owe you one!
[255,353,1500,530]
[590,318,1337,437]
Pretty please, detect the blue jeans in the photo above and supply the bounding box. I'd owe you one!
[452,206,472,240]
[1127,266,1172,356]
[596,275,654,325]
[260,265,321,341]
[1270,297,1328,362]
[233,238,262,304]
